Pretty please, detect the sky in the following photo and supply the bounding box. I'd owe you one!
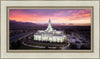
[9,9,91,26]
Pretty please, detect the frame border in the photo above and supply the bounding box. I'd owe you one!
[7,6,94,53]
[0,0,100,59]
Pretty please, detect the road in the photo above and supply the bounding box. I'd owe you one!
[10,31,35,43]
[22,42,57,49]
[27,40,66,47]
[61,40,70,50]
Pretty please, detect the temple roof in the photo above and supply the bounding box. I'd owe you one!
[34,30,63,36]
[34,19,64,36]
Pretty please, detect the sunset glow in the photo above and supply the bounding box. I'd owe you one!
[9,9,91,26]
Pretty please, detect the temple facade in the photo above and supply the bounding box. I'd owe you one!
[34,19,66,43]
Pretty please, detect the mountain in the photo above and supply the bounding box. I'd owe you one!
[10,20,37,27]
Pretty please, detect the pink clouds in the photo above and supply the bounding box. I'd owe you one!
[65,9,91,21]
[9,9,91,25]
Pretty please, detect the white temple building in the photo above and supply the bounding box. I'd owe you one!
[34,19,66,43]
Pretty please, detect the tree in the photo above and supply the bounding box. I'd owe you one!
[69,43,78,49]
[10,40,22,49]
[45,46,49,49]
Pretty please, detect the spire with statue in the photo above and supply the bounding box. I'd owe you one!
[46,19,53,32]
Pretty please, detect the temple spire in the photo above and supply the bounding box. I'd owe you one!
[46,19,53,31]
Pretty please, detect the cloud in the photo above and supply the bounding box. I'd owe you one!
[9,9,91,25]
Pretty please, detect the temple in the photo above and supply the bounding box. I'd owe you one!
[34,19,66,43]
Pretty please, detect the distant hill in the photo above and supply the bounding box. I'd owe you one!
[9,20,65,27]
[10,20,37,27]
[9,20,90,30]
[10,20,39,30]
